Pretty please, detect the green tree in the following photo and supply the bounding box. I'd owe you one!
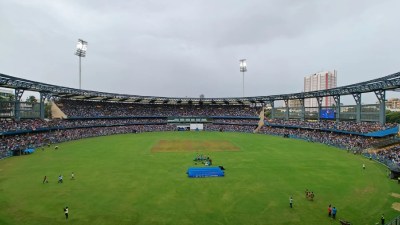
[386,110,400,123]
[26,95,38,103]
[264,109,271,118]
[45,102,52,118]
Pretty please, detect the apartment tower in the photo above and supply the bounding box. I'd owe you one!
[304,70,337,108]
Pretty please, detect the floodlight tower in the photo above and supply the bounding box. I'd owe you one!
[75,39,88,89]
[239,59,247,97]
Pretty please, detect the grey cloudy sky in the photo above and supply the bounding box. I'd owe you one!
[0,0,399,103]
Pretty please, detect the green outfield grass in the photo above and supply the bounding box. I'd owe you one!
[0,131,398,225]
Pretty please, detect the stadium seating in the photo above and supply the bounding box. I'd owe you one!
[0,98,398,162]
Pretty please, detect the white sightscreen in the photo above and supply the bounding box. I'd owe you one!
[190,123,204,130]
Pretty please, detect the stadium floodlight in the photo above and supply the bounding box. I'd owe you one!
[75,39,88,89]
[239,59,247,97]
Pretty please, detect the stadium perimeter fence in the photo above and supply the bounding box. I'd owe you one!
[385,215,400,225]
[363,153,400,173]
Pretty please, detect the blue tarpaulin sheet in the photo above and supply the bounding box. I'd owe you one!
[187,167,224,178]
[23,148,35,154]
[364,126,399,137]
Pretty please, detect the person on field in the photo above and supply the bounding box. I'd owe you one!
[289,196,293,208]
[332,206,337,219]
[381,214,385,225]
[58,175,63,183]
[310,192,314,201]
[363,164,365,170]
[328,204,332,217]
[71,172,75,180]
[43,176,48,184]
[64,206,69,219]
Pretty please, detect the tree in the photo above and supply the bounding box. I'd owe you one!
[45,102,52,118]
[386,110,400,123]
[264,108,271,118]
[26,95,38,103]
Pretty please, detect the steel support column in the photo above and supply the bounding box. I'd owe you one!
[270,101,275,119]
[352,93,362,122]
[14,89,24,121]
[40,92,51,119]
[300,98,305,121]
[333,95,341,122]
[316,97,322,121]
[284,99,289,120]
[374,90,386,124]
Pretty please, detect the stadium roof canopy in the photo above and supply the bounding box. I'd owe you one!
[1,71,400,105]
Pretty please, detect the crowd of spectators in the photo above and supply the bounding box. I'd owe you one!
[266,119,396,134]
[212,119,259,125]
[0,124,175,158]
[0,118,168,133]
[3,117,393,135]
[0,119,48,132]
[0,118,262,133]
[205,124,255,133]
[57,99,260,117]
[258,126,381,150]
[1,99,398,160]
[372,144,400,168]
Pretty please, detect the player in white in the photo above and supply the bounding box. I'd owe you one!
[58,175,63,183]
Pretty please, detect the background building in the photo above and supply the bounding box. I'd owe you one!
[0,88,13,101]
[304,70,337,108]
[386,98,400,111]
[288,99,302,108]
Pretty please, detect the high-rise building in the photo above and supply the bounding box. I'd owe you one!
[304,70,337,108]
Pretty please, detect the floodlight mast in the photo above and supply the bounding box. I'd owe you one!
[239,59,247,97]
[75,39,88,89]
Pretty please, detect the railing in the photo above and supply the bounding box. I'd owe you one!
[371,138,400,148]
[363,153,400,172]
[385,215,400,225]
[263,121,398,137]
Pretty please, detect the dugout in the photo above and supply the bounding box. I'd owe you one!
[390,169,400,180]
[177,125,190,131]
